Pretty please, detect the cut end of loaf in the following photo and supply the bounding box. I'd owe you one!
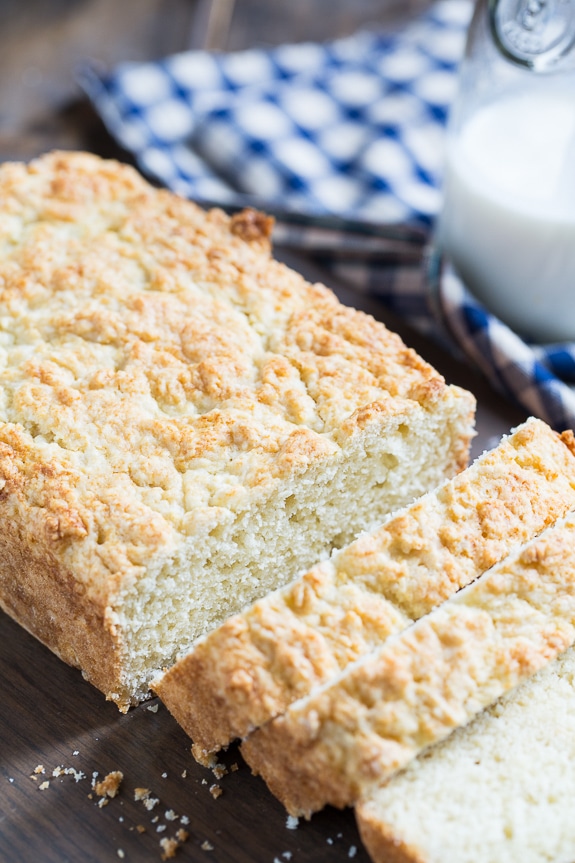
[119,391,474,708]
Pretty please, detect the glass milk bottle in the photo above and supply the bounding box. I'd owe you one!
[438,0,575,342]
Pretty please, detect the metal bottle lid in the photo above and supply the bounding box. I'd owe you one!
[490,0,575,69]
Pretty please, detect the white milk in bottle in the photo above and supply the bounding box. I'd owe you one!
[437,0,575,343]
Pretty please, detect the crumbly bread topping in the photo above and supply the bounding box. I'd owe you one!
[154,419,575,763]
[241,511,575,817]
[356,645,575,863]
[0,151,475,707]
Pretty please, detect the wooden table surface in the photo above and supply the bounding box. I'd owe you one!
[0,2,528,861]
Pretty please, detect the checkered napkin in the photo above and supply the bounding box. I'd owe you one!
[79,0,575,432]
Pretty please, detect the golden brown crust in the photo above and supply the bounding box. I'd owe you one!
[240,514,575,817]
[0,151,462,500]
[229,208,274,245]
[355,801,428,863]
[560,428,575,456]
[0,509,121,700]
[155,418,575,758]
[0,424,124,698]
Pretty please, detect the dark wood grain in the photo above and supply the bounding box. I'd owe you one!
[0,607,374,863]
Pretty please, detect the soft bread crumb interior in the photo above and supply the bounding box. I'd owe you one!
[117,407,467,702]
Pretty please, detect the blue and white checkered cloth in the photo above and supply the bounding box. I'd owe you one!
[80,0,575,432]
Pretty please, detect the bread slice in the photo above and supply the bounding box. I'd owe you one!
[0,151,475,709]
[155,419,575,764]
[355,645,575,863]
[241,511,575,817]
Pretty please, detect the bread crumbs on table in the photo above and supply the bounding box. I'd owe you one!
[147,704,159,713]
[201,841,214,851]
[94,771,123,798]
[134,787,150,801]
[38,781,50,791]
[62,767,85,782]
[165,809,178,821]
[159,830,189,860]
[159,838,178,860]
[209,784,222,799]
[212,764,227,780]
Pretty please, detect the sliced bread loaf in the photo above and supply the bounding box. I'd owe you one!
[241,512,575,817]
[155,419,575,764]
[355,645,575,863]
[0,151,475,709]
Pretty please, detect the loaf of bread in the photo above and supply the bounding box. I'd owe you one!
[154,419,575,764]
[241,511,575,817]
[0,151,475,709]
[355,645,575,863]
